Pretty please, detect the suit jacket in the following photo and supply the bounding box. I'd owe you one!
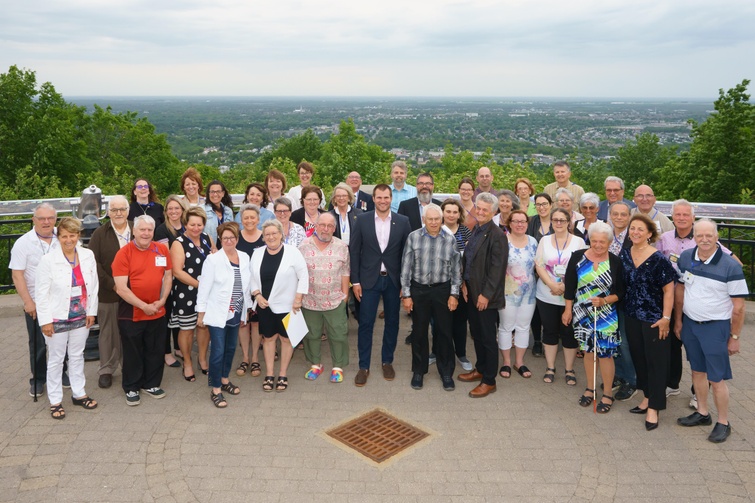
[397,197,443,232]
[329,207,363,241]
[350,211,411,290]
[463,222,508,310]
[353,190,374,212]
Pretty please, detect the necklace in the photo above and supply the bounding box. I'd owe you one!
[267,242,283,252]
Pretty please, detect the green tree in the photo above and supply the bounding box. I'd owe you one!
[610,132,677,191]
[255,129,324,171]
[656,80,755,203]
[317,119,394,191]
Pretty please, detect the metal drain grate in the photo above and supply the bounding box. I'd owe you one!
[326,409,430,463]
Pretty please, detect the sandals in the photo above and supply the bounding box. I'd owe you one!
[514,365,531,378]
[250,362,262,377]
[262,376,275,392]
[579,388,595,407]
[221,381,240,395]
[597,395,615,414]
[211,391,227,408]
[236,361,250,376]
[71,396,98,409]
[543,367,556,384]
[276,376,288,392]
[183,369,196,382]
[499,365,512,378]
[50,403,66,420]
[565,369,577,386]
[576,350,585,359]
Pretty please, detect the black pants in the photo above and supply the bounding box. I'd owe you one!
[467,292,499,385]
[119,317,167,393]
[411,282,455,378]
[537,300,578,348]
[530,304,542,344]
[625,315,669,411]
[667,314,683,389]
[25,312,47,386]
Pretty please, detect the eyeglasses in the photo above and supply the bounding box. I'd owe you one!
[110,208,129,213]
[317,223,336,229]
[581,206,597,211]
[605,189,622,193]
[35,216,56,222]
[416,182,434,187]
[535,202,550,207]
[303,198,321,203]
[221,236,237,242]
[552,219,569,224]
[510,220,528,225]
[208,190,224,195]
[275,209,291,214]
[135,184,149,190]
[635,194,655,199]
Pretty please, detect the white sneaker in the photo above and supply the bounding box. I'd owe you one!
[457,356,473,372]
[666,387,680,397]
[428,353,437,366]
[689,395,698,410]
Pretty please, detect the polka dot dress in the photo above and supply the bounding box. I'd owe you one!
[168,233,212,330]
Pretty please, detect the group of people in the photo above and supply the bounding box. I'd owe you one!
[10,160,747,443]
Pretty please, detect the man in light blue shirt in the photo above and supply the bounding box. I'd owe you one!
[389,161,417,212]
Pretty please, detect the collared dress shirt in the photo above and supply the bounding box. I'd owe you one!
[400,228,461,297]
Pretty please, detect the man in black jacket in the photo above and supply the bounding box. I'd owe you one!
[397,172,442,232]
[458,192,509,398]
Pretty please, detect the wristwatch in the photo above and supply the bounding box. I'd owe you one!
[731,333,740,340]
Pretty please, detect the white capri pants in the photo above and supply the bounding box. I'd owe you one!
[498,302,537,350]
[44,326,89,405]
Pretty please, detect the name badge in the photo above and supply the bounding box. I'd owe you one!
[669,253,679,263]
[554,264,566,277]
[71,286,83,297]
[155,256,167,267]
[683,271,694,284]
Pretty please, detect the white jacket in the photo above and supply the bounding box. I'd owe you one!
[35,245,99,326]
[250,244,309,314]
[196,249,252,328]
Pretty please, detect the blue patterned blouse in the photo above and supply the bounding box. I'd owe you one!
[620,248,677,323]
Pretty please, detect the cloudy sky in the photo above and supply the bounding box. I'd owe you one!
[2,0,754,98]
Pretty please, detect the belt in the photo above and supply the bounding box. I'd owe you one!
[411,280,450,289]
[379,271,388,276]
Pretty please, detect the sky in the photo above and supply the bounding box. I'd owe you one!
[2,0,754,98]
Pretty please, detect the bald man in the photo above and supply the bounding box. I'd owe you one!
[346,171,374,212]
[631,185,674,234]
[474,167,500,198]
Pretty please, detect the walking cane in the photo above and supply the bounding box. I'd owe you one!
[593,305,598,414]
[32,322,38,403]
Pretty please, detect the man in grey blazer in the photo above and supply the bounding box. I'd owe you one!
[350,184,411,387]
[458,192,509,398]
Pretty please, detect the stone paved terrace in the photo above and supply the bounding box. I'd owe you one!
[0,294,754,503]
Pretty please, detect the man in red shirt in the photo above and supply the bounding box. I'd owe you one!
[113,215,172,406]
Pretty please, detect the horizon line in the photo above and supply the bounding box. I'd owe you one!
[65,95,719,102]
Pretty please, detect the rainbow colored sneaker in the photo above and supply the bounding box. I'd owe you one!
[305,364,323,380]
[330,368,344,383]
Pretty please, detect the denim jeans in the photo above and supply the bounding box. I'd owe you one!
[613,310,637,387]
[208,324,239,388]
[357,275,401,370]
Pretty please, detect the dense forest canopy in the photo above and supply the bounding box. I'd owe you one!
[1,65,753,204]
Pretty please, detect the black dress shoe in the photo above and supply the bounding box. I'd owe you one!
[629,406,648,414]
[645,420,659,431]
[531,341,543,357]
[410,373,423,390]
[441,375,455,391]
[708,422,731,443]
[677,411,712,427]
[405,335,412,345]
[98,374,112,389]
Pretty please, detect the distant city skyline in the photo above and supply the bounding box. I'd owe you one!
[2,0,754,98]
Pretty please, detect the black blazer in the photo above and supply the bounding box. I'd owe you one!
[290,207,325,228]
[397,197,443,232]
[463,222,508,310]
[350,211,411,290]
[563,249,625,304]
[353,190,374,212]
[329,207,363,241]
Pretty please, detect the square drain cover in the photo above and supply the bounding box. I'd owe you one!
[326,409,430,463]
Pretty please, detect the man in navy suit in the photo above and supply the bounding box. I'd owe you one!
[347,172,374,212]
[350,184,411,386]
[397,172,443,232]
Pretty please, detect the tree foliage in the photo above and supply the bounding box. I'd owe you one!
[655,80,755,203]
[610,132,677,191]
[0,65,183,200]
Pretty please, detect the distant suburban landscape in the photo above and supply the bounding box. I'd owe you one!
[70,97,710,172]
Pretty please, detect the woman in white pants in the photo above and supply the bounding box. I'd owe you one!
[498,210,538,378]
[36,217,99,419]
